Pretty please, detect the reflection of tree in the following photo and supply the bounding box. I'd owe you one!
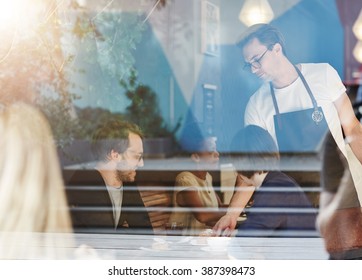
[120,69,181,138]
[0,0,71,105]
[70,0,171,81]
[0,0,174,145]
[72,4,145,81]
[0,0,149,145]
[0,0,81,147]
[75,106,124,139]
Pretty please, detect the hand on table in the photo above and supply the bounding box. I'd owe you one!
[212,214,237,237]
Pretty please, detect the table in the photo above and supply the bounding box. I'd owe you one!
[73,233,329,260]
[3,232,328,260]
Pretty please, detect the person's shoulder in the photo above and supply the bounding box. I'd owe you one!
[248,83,269,103]
[176,171,194,180]
[175,171,198,186]
[302,63,345,98]
[301,63,341,79]
[62,168,104,186]
[263,171,299,187]
[301,62,333,73]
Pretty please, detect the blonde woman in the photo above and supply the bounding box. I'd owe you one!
[0,103,75,259]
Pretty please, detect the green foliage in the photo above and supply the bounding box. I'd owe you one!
[25,1,174,148]
[35,3,146,146]
[74,106,124,139]
[37,94,126,146]
[120,69,180,138]
[72,8,145,81]
[36,95,81,149]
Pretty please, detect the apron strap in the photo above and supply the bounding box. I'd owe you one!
[270,64,320,117]
[270,83,282,128]
[294,65,319,110]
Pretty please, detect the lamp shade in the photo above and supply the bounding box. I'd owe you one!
[353,9,362,41]
[353,41,362,63]
[239,0,274,27]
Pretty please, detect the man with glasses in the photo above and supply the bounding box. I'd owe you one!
[240,24,362,156]
[64,120,153,234]
[214,23,362,236]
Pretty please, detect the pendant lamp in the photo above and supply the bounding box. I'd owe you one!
[239,0,274,27]
[353,8,362,41]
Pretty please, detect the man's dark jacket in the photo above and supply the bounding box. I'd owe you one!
[63,169,153,234]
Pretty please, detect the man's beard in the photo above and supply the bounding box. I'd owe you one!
[116,160,137,182]
[116,169,136,182]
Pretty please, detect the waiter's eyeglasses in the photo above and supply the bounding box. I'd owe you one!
[243,48,270,71]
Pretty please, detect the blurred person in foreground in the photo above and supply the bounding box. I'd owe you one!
[0,103,86,259]
[168,122,226,236]
[317,132,362,259]
[64,120,153,234]
[214,125,315,237]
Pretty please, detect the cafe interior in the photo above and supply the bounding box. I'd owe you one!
[1,0,362,260]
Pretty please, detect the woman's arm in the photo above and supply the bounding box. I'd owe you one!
[213,174,256,236]
[334,93,362,164]
[176,189,226,225]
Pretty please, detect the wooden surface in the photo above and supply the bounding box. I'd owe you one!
[72,233,329,260]
[140,188,173,231]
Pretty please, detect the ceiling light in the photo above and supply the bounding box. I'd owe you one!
[239,0,274,27]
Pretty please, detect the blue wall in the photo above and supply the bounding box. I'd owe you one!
[132,22,186,133]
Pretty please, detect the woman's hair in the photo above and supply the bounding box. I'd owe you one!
[230,125,280,177]
[0,103,73,259]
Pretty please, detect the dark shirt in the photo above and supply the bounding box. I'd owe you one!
[63,169,153,234]
[237,171,316,237]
